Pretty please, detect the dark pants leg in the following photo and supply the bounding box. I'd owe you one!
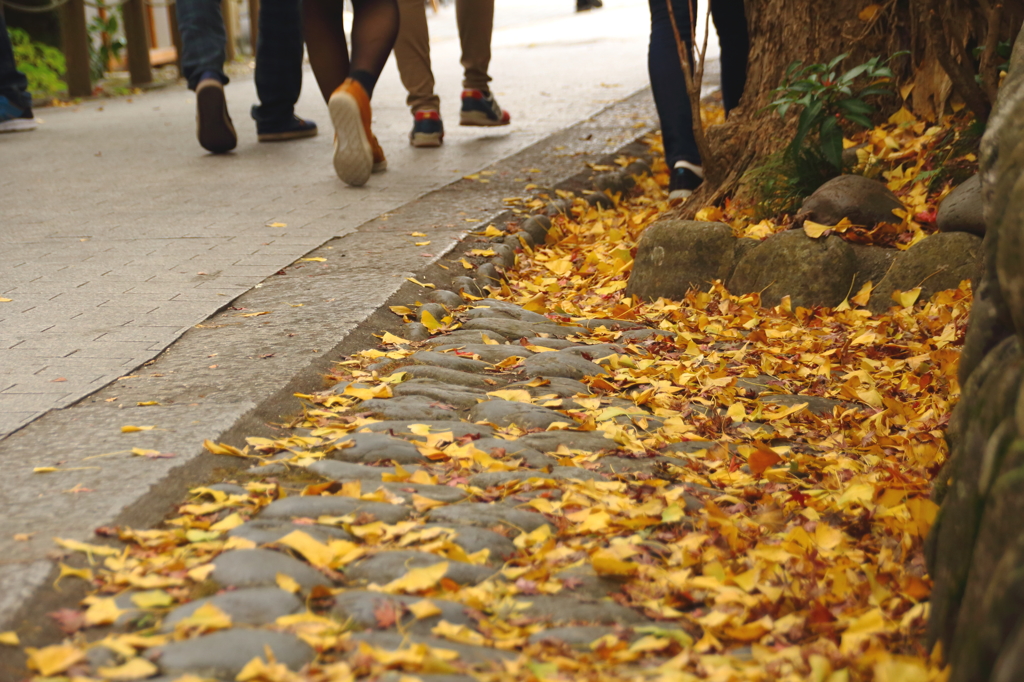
[711,0,748,112]
[0,13,32,113]
[252,0,304,124]
[648,0,748,168]
[175,0,229,90]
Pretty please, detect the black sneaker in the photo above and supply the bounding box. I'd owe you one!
[410,109,444,147]
[669,161,703,200]
[459,89,511,127]
[195,77,237,153]
[256,113,318,142]
[576,0,603,11]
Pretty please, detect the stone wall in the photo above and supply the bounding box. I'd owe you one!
[926,35,1024,682]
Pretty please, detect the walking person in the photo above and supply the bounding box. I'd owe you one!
[0,13,37,133]
[176,0,316,153]
[303,0,398,186]
[393,0,510,148]
[648,0,748,198]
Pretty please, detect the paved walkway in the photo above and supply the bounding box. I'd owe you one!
[0,0,651,437]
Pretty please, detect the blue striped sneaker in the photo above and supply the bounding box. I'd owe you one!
[410,109,444,147]
[0,96,36,133]
[459,89,510,127]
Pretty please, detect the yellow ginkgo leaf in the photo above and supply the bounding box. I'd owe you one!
[26,645,86,676]
[383,562,448,593]
[85,597,127,626]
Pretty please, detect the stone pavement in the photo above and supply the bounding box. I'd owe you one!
[0,0,670,640]
[0,0,651,437]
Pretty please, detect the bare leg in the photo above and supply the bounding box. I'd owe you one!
[349,0,399,88]
[303,0,350,101]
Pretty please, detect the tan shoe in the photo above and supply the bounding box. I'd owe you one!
[328,78,385,186]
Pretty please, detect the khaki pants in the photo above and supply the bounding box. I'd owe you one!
[394,0,494,113]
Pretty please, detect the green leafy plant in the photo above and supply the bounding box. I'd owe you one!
[768,53,902,170]
[87,1,126,81]
[8,27,66,99]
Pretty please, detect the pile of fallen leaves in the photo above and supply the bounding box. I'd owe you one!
[696,107,979,249]
[7,138,971,682]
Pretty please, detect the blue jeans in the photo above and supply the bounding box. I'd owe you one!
[175,0,304,123]
[0,13,32,113]
[648,0,748,168]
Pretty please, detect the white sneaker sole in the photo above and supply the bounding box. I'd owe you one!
[0,117,37,133]
[329,90,373,187]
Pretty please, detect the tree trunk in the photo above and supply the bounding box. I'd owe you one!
[673,0,1024,218]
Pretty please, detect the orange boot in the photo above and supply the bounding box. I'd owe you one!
[328,78,387,186]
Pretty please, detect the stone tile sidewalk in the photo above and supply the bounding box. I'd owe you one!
[0,0,651,437]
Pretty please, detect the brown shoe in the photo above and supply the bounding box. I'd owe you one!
[329,78,386,186]
[195,78,237,154]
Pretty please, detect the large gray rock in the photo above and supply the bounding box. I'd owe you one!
[468,466,605,488]
[848,243,899,287]
[331,591,476,635]
[465,302,551,324]
[518,430,619,454]
[516,594,645,624]
[867,232,983,313]
[330,432,425,465]
[349,632,517,664]
[418,523,518,562]
[360,395,464,421]
[429,343,533,364]
[462,317,577,340]
[521,352,608,380]
[357,420,495,440]
[149,629,314,678]
[211,549,331,591]
[625,220,737,300]
[471,437,551,468]
[345,551,495,586]
[228,518,355,545]
[398,365,498,389]
[259,495,411,524]
[797,174,905,227]
[305,460,412,483]
[937,174,985,236]
[427,503,549,532]
[408,350,492,373]
[504,377,591,398]
[727,230,857,308]
[161,587,302,631]
[468,400,573,430]
[392,379,486,410]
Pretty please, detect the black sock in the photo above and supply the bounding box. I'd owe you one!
[350,70,378,99]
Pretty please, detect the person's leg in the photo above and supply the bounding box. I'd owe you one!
[710,0,748,113]
[175,0,228,90]
[0,14,31,111]
[252,0,315,139]
[648,0,698,170]
[456,0,491,92]
[394,0,440,113]
[305,0,397,185]
[456,0,508,127]
[0,15,35,132]
[175,0,235,151]
[303,0,350,102]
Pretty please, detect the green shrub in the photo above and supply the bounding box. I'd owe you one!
[8,27,66,99]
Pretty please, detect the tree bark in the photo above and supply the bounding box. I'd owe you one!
[671,0,1023,218]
